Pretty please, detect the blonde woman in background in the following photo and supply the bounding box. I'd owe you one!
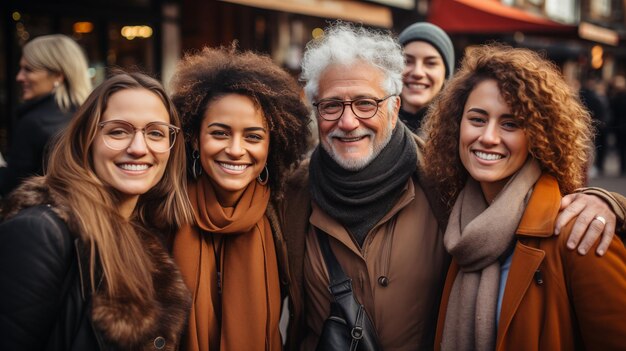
[0,34,92,196]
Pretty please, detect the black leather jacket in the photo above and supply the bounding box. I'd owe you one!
[0,181,191,351]
[0,204,102,350]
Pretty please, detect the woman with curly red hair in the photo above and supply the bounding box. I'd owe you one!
[422,44,626,350]
[169,46,311,351]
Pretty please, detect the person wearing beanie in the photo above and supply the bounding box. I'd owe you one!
[397,22,455,134]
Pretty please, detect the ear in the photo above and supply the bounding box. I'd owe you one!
[52,72,65,84]
[193,137,199,152]
[390,95,401,129]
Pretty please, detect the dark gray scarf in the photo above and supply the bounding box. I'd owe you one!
[309,124,417,246]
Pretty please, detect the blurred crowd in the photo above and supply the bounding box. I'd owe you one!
[576,75,626,176]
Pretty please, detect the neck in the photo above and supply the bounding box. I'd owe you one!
[118,195,139,219]
[401,102,422,115]
[479,177,512,205]
[212,181,246,208]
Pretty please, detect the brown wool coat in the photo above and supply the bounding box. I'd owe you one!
[435,175,626,351]
[279,134,451,351]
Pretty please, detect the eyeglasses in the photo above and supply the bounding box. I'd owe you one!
[313,95,395,121]
[98,120,180,153]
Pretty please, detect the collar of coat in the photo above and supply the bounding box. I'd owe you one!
[2,177,191,350]
[517,174,562,238]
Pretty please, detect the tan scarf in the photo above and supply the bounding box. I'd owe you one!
[441,159,541,351]
[173,175,281,351]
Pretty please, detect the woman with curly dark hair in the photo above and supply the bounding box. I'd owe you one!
[422,45,626,350]
[169,46,311,351]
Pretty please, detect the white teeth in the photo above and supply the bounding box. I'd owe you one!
[474,151,503,161]
[408,83,427,89]
[341,136,363,142]
[119,164,149,171]
[219,163,247,171]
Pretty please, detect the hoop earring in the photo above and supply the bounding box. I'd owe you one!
[257,165,269,185]
[192,149,202,179]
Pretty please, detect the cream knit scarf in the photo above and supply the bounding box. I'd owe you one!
[441,159,541,351]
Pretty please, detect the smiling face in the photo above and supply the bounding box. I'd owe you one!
[91,88,171,217]
[401,41,446,114]
[197,94,269,206]
[16,57,62,101]
[317,61,399,171]
[459,79,529,202]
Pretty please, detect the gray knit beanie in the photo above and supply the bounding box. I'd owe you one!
[398,22,455,79]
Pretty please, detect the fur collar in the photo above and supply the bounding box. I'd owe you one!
[2,177,191,351]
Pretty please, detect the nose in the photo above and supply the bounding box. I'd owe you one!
[16,68,25,83]
[336,104,360,132]
[408,61,424,78]
[479,122,501,146]
[225,137,245,158]
[126,131,149,156]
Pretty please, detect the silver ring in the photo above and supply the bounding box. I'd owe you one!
[594,215,607,225]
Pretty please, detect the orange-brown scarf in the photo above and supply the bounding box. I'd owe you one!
[173,175,281,351]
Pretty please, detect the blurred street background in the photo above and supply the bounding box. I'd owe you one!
[1,0,625,190]
[590,135,626,193]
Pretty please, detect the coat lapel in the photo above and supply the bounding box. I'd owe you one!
[495,241,544,349]
[496,174,561,349]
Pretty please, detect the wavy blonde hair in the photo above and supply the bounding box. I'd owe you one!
[422,44,593,209]
[45,72,193,300]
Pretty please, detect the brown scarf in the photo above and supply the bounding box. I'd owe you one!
[441,159,541,351]
[173,175,281,351]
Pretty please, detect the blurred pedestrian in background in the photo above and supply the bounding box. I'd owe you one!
[397,22,454,134]
[610,75,626,175]
[0,72,193,350]
[169,46,310,351]
[0,34,92,197]
[579,77,611,176]
[423,44,626,351]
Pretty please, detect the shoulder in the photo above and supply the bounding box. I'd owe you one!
[285,157,310,190]
[18,97,69,134]
[0,204,73,255]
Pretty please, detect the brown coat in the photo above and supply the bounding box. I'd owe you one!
[435,175,626,350]
[279,134,451,351]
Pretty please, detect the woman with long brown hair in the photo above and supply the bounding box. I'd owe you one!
[170,46,311,350]
[0,72,194,350]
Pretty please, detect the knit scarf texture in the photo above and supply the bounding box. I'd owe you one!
[173,175,281,351]
[441,159,541,351]
[309,124,417,246]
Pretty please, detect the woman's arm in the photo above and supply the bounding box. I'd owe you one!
[0,206,74,350]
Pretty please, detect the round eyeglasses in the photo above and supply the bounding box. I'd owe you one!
[313,95,395,121]
[98,120,180,153]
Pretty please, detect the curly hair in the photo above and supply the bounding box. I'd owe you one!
[170,45,311,200]
[422,44,593,209]
[300,22,404,109]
